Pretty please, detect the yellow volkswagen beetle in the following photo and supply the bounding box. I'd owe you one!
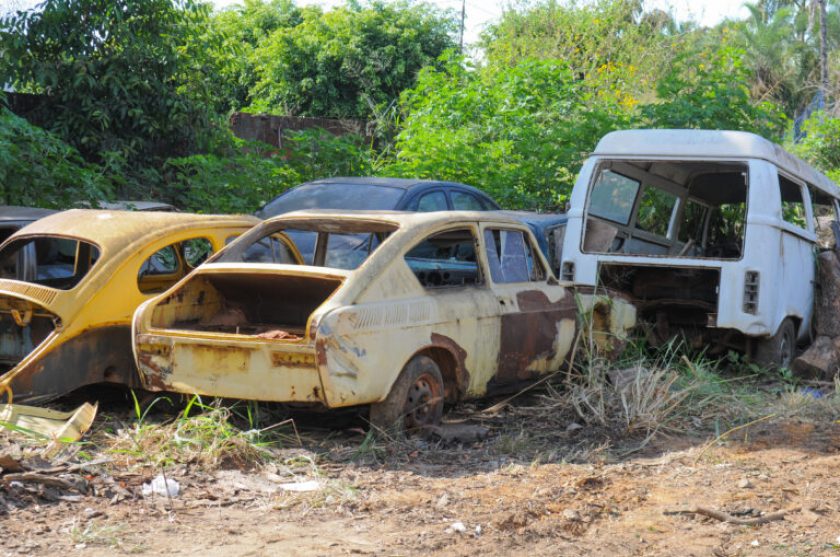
[0,209,262,404]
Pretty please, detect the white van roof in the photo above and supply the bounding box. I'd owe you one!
[593,129,839,198]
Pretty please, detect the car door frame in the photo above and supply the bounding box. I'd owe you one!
[477,222,577,386]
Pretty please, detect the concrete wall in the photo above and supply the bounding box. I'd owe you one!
[229,113,370,148]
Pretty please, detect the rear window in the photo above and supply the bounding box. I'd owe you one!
[217,221,396,271]
[0,236,100,290]
[260,183,406,216]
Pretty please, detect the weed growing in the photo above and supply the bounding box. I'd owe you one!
[102,394,300,471]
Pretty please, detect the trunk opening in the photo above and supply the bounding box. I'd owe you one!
[150,273,342,338]
[0,297,57,372]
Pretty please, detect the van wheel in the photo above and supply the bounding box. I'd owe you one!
[369,355,444,434]
[755,318,796,370]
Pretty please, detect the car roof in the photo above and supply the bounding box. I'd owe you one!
[94,200,179,211]
[304,176,483,191]
[13,209,258,253]
[594,129,839,197]
[496,210,567,226]
[0,206,57,223]
[265,209,527,229]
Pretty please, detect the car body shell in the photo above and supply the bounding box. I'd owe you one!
[133,210,635,410]
[0,210,259,403]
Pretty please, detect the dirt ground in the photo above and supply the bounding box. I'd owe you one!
[3,389,840,557]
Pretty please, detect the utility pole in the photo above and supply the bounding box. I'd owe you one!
[819,0,829,108]
[459,0,466,54]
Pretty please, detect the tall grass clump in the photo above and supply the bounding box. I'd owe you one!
[105,394,296,470]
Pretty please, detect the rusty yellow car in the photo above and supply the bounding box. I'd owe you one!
[133,211,635,430]
[0,209,259,404]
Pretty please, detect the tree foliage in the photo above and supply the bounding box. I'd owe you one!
[641,42,789,137]
[248,1,458,118]
[0,0,217,173]
[0,106,112,208]
[384,57,631,209]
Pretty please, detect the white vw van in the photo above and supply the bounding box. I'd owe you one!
[560,129,840,368]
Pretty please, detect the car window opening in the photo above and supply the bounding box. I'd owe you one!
[583,161,749,260]
[484,229,544,283]
[404,228,482,288]
[219,222,396,270]
[0,236,101,290]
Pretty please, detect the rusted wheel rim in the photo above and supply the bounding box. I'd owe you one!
[404,372,441,429]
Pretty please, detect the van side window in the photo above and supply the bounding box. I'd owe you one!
[404,228,482,288]
[809,185,839,248]
[779,175,808,230]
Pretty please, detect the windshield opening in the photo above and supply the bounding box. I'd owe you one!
[0,236,101,290]
[217,220,397,271]
[583,160,748,259]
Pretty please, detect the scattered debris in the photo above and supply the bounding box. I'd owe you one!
[665,506,800,525]
[447,521,467,534]
[425,423,490,444]
[142,475,181,498]
[277,480,320,492]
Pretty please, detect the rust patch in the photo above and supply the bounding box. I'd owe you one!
[315,337,328,367]
[429,333,470,399]
[3,325,141,404]
[496,290,576,383]
[270,351,316,367]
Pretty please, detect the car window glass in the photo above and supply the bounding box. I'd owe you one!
[242,234,297,264]
[259,183,405,216]
[484,229,543,283]
[779,174,808,230]
[0,237,100,290]
[588,169,640,225]
[218,223,395,270]
[405,228,481,288]
[416,191,448,212]
[635,186,678,237]
[183,238,213,268]
[324,233,383,270]
[452,191,484,211]
[139,245,179,277]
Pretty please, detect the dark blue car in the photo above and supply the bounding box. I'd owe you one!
[257,177,500,218]
[257,177,500,264]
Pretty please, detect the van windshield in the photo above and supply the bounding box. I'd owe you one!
[0,236,101,290]
[583,161,749,260]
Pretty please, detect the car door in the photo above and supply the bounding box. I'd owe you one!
[480,225,577,384]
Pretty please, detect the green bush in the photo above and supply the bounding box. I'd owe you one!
[384,56,631,210]
[0,107,112,208]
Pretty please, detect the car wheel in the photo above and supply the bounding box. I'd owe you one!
[369,355,444,434]
[755,318,796,370]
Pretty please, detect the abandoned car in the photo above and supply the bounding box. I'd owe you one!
[0,210,259,404]
[133,210,635,430]
[560,129,840,368]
